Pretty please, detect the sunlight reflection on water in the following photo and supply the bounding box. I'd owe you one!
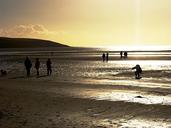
[93,91,171,105]
[109,60,171,71]
[73,86,171,105]
[100,118,171,128]
[80,79,171,89]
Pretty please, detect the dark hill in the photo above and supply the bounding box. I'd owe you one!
[0,37,69,48]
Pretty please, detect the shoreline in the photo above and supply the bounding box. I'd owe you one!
[1,54,171,61]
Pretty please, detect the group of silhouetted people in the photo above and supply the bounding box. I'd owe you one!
[102,51,128,61]
[1,55,142,80]
[102,52,109,62]
[101,51,142,79]
[24,57,52,77]
[120,51,128,59]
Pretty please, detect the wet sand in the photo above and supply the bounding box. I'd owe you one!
[0,79,171,128]
[0,49,171,127]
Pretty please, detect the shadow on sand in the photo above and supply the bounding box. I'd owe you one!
[10,76,25,79]
[9,75,48,79]
[37,75,48,78]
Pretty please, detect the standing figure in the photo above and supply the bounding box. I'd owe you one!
[120,51,123,58]
[124,52,128,58]
[35,58,40,76]
[46,58,52,76]
[24,57,32,77]
[106,52,109,62]
[102,53,105,62]
[132,64,142,79]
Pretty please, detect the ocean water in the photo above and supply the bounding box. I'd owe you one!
[1,50,171,82]
[0,49,171,84]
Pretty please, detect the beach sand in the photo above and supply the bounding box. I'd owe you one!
[0,79,171,128]
[0,49,171,128]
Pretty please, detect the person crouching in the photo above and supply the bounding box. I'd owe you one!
[132,64,142,79]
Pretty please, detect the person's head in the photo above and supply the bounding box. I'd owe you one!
[136,64,140,67]
[36,58,39,61]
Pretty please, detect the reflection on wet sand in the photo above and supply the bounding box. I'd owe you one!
[0,50,171,128]
[100,118,171,128]
[68,86,171,105]
[88,90,171,105]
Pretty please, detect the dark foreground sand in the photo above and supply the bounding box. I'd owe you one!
[0,79,171,128]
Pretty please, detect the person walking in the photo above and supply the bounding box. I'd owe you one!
[124,51,128,58]
[102,53,105,62]
[120,51,123,58]
[106,52,109,61]
[24,57,32,77]
[46,58,52,76]
[35,58,40,77]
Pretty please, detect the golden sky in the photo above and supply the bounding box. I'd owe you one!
[1,0,171,47]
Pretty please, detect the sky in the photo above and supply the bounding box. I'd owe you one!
[0,0,171,47]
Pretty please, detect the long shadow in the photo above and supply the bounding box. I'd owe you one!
[9,76,25,79]
[37,75,48,78]
[10,74,48,79]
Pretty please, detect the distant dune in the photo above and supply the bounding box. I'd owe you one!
[0,37,69,48]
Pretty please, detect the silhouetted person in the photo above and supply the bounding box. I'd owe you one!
[132,64,142,79]
[46,58,52,76]
[24,57,32,77]
[0,70,7,76]
[106,52,109,61]
[35,58,40,76]
[124,52,128,58]
[120,51,123,58]
[102,53,105,62]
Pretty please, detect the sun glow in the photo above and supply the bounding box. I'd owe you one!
[135,0,141,45]
[103,45,171,51]
[1,0,171,47]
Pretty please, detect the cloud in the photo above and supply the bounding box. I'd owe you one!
[33,25,46,32]
[0,24,58,38]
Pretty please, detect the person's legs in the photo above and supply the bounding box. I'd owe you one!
[137,73,140,78]
[135,71,141,79]
[50,68,52,75]
[27,68,30,77]
[36,69,39,76]
[47,69,49,75]
[135,71,138,78]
